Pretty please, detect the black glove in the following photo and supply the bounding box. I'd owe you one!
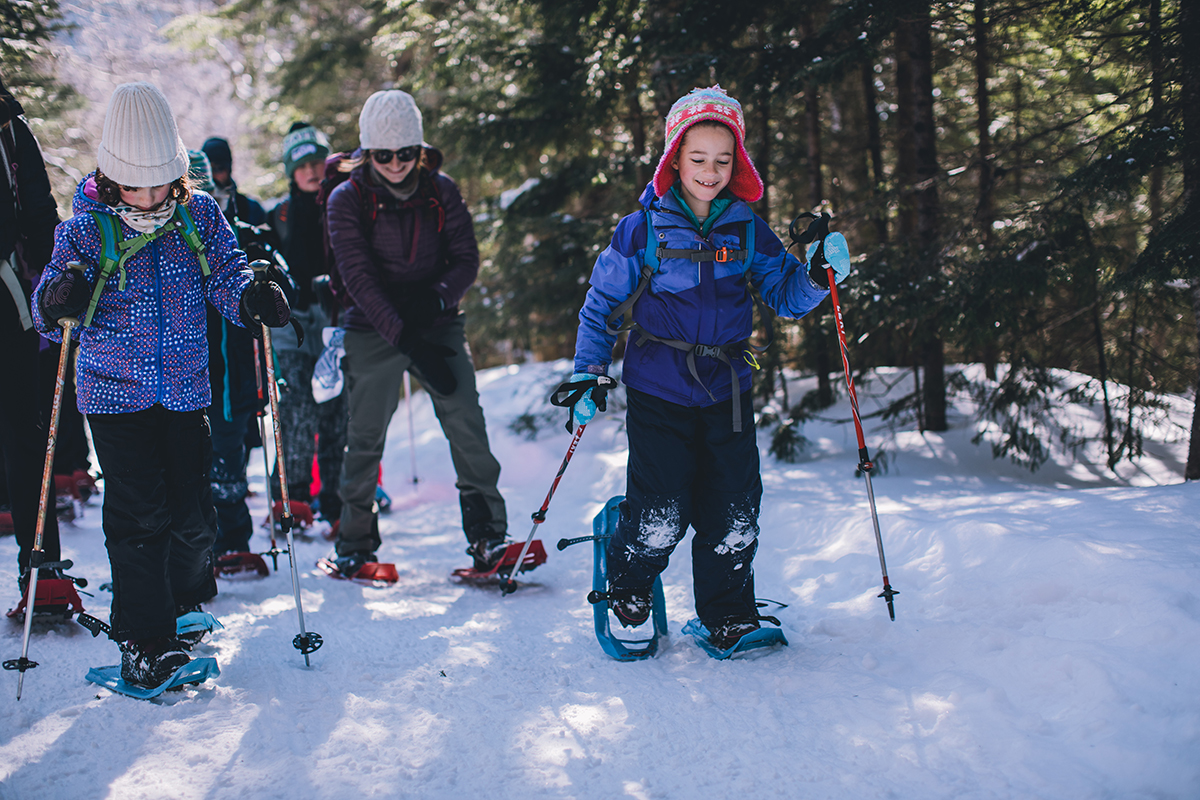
[399,286,445,333]
[240,279,292,333]
[398,333,458,396]
[39,268,92,323]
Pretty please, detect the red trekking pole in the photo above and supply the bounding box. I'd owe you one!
[498,375,617,594]
[499,422,587,595]
[792,213,898,621]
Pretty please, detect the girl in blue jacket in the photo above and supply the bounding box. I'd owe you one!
[567,86,848,651]
[33,83,291,689]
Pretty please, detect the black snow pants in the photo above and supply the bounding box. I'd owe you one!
[607,386,763,628]
[88,405,218,641]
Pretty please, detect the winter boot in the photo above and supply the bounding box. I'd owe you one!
[120,637,192,689]
[609,587,653,628]
[175,604,206,649]
[466,538,511,573]
[332,550,377,578]
[707,618,762,651]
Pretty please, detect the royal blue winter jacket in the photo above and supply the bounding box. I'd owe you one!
[32,175,253,415]
[574,182,829,407]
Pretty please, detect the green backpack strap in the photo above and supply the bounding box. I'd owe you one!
[173,204,210,278]
[85,211,124,327]
[83,205,211,327]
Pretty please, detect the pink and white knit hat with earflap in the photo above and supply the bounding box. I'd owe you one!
[652,85,763,203]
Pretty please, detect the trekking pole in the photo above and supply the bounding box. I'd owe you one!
[403,371,418,486]
[252,337,283,571]
[5,263,82,699]
[792,213,898,621]
[499,421,590,595]
[249,260,323,663]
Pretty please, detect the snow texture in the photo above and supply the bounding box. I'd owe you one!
[2,361,1198,799]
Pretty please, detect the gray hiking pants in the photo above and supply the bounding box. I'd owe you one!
[336,317,507,555]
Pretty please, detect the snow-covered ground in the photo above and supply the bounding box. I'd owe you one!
[2,361,1198,799]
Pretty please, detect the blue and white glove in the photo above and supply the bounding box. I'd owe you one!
[551,373,617,432]
[806,232,851,288]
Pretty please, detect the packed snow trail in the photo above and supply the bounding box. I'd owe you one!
[2,362,1197,799]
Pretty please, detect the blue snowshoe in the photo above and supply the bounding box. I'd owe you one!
[681,617,788,660]
[559,496,668,661]
[77,613,221,698]
[86,659,220,699]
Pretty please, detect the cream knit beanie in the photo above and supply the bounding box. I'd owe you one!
[97,82,188,187]
[358,90,423,151]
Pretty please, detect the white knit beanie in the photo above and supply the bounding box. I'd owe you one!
[96,82,188,187]
[358,90,423,151]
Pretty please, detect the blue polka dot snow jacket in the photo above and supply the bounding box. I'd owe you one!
[33,176,253,415]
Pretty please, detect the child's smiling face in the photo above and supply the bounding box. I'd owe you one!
[672,123,735,217]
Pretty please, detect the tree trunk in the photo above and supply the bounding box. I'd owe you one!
[894,24,917,239]
[975,0,999,380]
[905,4,947,431]
[1182,0,1200,479]
[862,62,888,244]
[1149,0,1163,229]
[805,78,834,407]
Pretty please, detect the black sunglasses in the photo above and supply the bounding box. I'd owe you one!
[371,146,421,165]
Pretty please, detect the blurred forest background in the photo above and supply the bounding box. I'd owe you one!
[4,0,1197,478]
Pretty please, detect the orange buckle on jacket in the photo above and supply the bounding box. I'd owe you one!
[715,247,732,262]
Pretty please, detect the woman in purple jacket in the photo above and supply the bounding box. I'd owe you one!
[326,89,509,578]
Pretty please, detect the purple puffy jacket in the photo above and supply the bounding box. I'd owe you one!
[325,147,479,347]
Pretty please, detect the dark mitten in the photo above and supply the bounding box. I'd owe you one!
[240,280,292,333]
[39,268,92,323]
[400,286,444,332]
[398,335,458,395]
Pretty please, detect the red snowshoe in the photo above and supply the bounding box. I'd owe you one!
[214,551,270,578]
[452,540,548,582]
[316,553,399,584]
[0,511,12,536]
[7,571,87,623]
[268,500,315,529]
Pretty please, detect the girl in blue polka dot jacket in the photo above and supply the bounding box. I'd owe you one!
[31,83,292,689]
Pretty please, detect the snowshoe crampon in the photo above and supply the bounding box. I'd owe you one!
[681,618,787,660]
[215,551,270,578]
[558,496,668,661]
[452,541,548,582]
[316,556,399,584]
[86,659,220,699]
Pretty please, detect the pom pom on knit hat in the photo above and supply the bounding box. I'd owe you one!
[96,82,189,188]
[187,149,215,194]
[282,121,331,179]
[358,90,423,151]
[652,85,763,203]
